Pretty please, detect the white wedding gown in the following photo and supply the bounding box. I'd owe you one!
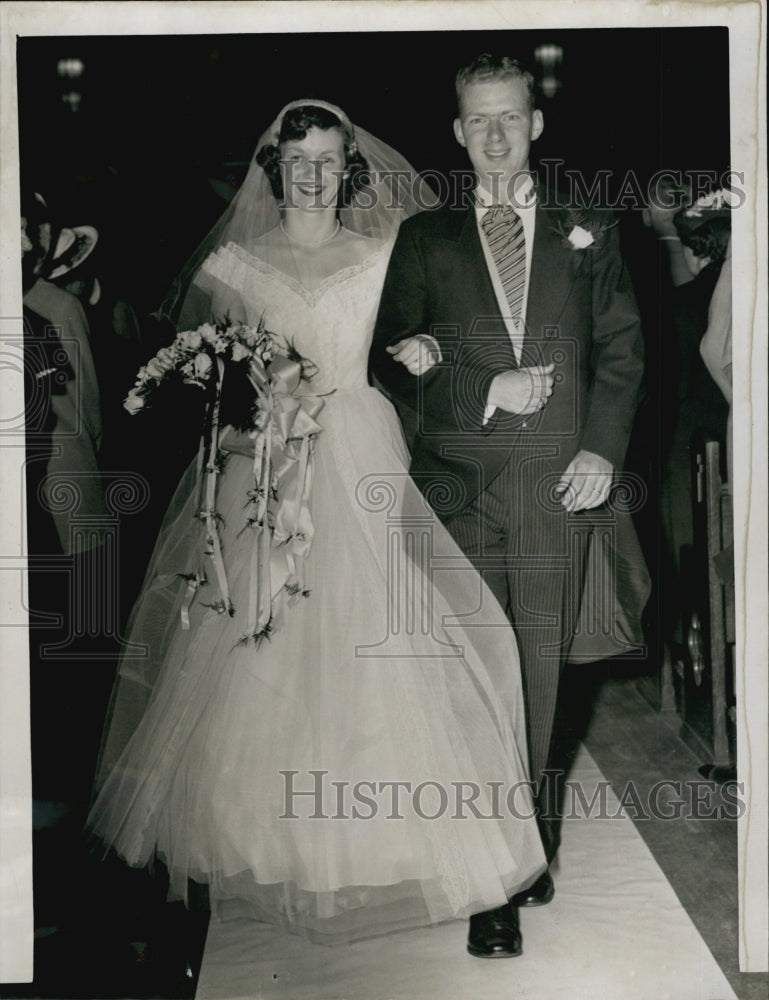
[88,236,546,943]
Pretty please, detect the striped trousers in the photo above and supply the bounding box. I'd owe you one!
[447,447,590,851]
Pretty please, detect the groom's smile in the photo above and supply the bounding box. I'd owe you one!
[454,77,544,201]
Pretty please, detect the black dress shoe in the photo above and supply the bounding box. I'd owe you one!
[511,870,554,907]
[467,902,522,958]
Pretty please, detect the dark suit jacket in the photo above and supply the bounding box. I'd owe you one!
[371,190,645,521]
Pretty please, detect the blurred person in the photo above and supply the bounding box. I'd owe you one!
[22,197,108,558]
[45,223,147,470]
[643,175,695,288]
[699,235,732,483]
[21,190,118,822]
[655,188,733,642]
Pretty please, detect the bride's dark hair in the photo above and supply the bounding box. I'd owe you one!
[256,105,370,207]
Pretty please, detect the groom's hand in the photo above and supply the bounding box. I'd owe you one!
[387,335,442,376]
[487,364,555,415]
[555,450,613,512]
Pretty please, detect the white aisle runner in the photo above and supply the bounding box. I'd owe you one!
[196,745,737,1000]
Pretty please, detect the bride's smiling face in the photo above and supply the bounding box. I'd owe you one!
[280,127,348,210]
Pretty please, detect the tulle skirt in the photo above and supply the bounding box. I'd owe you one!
[88,387,546,943]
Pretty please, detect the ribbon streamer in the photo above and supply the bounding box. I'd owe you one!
[180,350,325,641]
[243,355,324,640]
[202,357,232,615]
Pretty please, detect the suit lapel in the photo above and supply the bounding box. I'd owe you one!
[447,198,586,349]
[431,198,586,367]
[455,205,500,310]
[453,207,522,368]
[428,203,499,313]
[525,197,588,344]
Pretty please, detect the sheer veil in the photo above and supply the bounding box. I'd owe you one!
[95,101,439,785]
[158,99,438,330]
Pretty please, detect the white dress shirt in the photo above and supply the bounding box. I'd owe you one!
[474,174,537,421]
[410,175,537,423]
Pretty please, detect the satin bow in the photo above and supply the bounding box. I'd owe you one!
[244,355,324,640]
[179,353,325,643]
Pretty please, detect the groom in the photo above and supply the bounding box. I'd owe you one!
[372,54,644,957]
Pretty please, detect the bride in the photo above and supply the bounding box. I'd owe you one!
[88,100,545,954]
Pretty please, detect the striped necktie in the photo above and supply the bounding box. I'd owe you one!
[481,205,526,325]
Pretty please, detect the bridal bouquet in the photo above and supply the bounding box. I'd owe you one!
[125,318,282,414]
[124,319,324,645]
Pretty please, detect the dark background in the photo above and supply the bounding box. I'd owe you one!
[17,27,731,314]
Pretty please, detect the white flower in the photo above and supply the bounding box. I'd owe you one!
[568,225,595,249]
[231,341,251,362]
[180,329,202,351]
[155,347,177,372]
[194,352,213,379]
[145,358,166,379]
[198,323,218,345]
[123,391,145,415]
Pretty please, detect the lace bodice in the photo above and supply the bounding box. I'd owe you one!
[201,240,391,396]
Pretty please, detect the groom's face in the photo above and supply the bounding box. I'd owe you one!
[454,77,544,199]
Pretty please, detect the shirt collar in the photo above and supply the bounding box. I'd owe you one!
[474,173,536,212]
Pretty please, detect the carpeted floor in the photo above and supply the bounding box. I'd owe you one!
[195,744,737,1000]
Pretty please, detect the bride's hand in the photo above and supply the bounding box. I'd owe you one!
[386,335,442,376]
[219,425,256,458]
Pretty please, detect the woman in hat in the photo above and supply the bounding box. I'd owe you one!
[87,101,545,950]
[40,223,99,284]
[21,193,113,833]
[21,197,107,559]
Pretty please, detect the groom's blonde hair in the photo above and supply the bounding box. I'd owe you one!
[455,54,536,112]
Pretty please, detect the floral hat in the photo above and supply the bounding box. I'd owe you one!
[674,188,734,262]
[41,225,98,280]
[677,188,737,231]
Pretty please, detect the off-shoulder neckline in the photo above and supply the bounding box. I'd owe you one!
[215,240,389,309]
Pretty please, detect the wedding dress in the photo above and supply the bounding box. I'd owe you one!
[87,230,546,944]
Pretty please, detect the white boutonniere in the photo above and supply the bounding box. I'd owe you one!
[554,210,618,251]
[567,225,594,249]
